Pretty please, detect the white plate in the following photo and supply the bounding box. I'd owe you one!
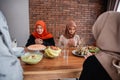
[27,44,46,51]
[72,50,86,57]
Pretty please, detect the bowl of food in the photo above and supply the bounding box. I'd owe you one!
[44,46,61,58]
[21,52,43,64]
[88,46,100,53]
[72,47,89,57]
[27,44,46,51]
[12,47,24,57]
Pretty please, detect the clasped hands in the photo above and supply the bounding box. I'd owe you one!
[67,39,76,47]
[35,38,43,44]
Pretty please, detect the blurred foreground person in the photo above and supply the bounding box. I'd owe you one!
[0,11,23,80]
[79,11,120,80]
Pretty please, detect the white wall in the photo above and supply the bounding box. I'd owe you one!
[0,0,29,47]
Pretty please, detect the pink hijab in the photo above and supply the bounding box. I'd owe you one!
[93,11,120,80]
[64,20,77,39]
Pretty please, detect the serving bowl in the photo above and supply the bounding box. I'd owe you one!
[44,46,61,58]
[88,46,100,53]
[27,44,46,51]
[112,59,120,74]
[21,52,43,64]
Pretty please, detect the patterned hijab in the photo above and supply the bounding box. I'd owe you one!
[64,20,77,39]
[93,11,120,80]
[32,20,53,39]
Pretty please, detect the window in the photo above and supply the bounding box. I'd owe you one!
[115,0,120,12]
[117,1,120,12]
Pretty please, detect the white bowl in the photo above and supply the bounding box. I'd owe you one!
[112,59,120,74]
[21,52,43,64]
[12,47,24,57]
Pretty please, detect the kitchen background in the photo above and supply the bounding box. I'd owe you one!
[0,0,119,46]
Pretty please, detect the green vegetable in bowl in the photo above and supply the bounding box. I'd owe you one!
[21,53,43,64]
[89,47,100,53]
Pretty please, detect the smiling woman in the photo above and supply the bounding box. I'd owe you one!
[25,20,55,47]
[58,20,82,48]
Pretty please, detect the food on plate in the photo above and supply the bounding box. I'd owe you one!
[26,54,37,59]
[27,44,46,51]
[21,53,43,64]
[88,46,99,53]
[44,46,61,58]
[75,46,99,56]
[75,47,89,55]
[50,46,59,50]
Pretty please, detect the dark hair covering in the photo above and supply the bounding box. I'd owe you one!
[64,20,77,39]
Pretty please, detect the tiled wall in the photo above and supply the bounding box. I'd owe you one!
[29,0,107,45]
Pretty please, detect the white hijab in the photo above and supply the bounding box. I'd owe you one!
[0,11,23,80]
[93,11,120,80]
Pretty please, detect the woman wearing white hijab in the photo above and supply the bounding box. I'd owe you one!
[79,11,120,80]
[0,11,23,80]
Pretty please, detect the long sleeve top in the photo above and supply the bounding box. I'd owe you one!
[79,55,112,80]
[58,34,81,47]
[25,34,55,47]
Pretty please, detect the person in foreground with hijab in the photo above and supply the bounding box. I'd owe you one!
[58,20,82,48]
[25,20,55,47]
[79,11,120,80]
[0,11,23,80]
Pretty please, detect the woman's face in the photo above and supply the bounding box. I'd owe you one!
[68,26,76,35]
[36,25,44,34]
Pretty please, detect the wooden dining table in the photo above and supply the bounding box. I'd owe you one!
[21,48,85,80]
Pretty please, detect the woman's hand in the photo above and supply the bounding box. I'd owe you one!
[35,38,43,44]
[67,39,75,47]
[84,52,92,59]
